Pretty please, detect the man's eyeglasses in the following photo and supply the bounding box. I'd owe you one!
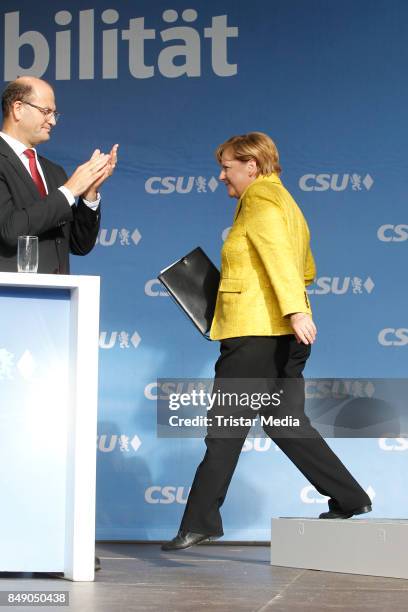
[21,101,61,123]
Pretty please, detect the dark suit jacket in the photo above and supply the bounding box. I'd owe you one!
[0,137,100,273]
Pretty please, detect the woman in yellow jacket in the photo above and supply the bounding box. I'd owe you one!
[162,132,371,551]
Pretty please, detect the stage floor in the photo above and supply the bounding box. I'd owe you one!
[0,543,407,611]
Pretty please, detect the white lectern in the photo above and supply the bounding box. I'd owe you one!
[0,272,100,581]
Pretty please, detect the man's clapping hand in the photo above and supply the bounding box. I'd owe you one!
[84,144,118,201]
[64,144,119,200]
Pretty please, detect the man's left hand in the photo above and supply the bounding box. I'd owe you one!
[83,143,119,201]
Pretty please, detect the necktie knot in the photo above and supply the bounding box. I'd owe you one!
[23,148,36,160]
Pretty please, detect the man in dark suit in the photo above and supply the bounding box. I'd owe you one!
[0,76,118,272]
[0,77,117,571]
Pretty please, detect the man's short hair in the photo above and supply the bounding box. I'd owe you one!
[215,132,282,176]
[2,81,33,118]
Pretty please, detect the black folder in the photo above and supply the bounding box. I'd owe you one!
[157,247,220,339]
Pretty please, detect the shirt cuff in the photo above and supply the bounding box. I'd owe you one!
[58,185,75,206]
[82,193,101,211]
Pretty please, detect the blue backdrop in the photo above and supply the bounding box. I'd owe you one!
[0,0,407,539]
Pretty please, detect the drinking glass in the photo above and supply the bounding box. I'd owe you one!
[17,236,39,273]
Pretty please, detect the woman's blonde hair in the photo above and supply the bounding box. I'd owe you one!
[215,131,281,175]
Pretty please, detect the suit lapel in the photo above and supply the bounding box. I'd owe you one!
[0,137,39,200]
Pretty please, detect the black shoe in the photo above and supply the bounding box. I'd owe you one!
[161,531,211,551]
[319,504,372,519]
[95,556,101,571]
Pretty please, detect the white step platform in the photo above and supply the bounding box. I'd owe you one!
[271,518,408,580]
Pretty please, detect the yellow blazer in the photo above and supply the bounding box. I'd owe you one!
[210,174,316,340]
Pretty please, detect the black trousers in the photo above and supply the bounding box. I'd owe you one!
[180,335,371,536]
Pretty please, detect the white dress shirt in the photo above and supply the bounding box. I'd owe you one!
[0,131,100,210]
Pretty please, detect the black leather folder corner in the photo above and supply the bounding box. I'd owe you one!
[158,247,220,339]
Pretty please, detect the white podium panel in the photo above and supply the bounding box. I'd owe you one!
[271,518,408,579]
[0,273,100,581]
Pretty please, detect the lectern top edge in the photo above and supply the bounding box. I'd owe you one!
[0,271,100,290]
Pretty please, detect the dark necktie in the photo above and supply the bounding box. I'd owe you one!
[23,148,47,198]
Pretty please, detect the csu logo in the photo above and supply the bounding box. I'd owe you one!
[222,226,231,241]
[145,486,190,504]
[241,439,276,452]
[99,331,141,349]
[378,438,408,451]
[145,279,169,297]
[97,434,141,453]
[96,228,141,247]
[0,348,38,382]
[377,224,408,242]
[301,485,375,504]
[305,380,375,400]
[307,276,374,295]
[300,485,328,504]
[378,329,408,346]
[145,176,219,194]
[0,348,14,381]
[299,173,374,192]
